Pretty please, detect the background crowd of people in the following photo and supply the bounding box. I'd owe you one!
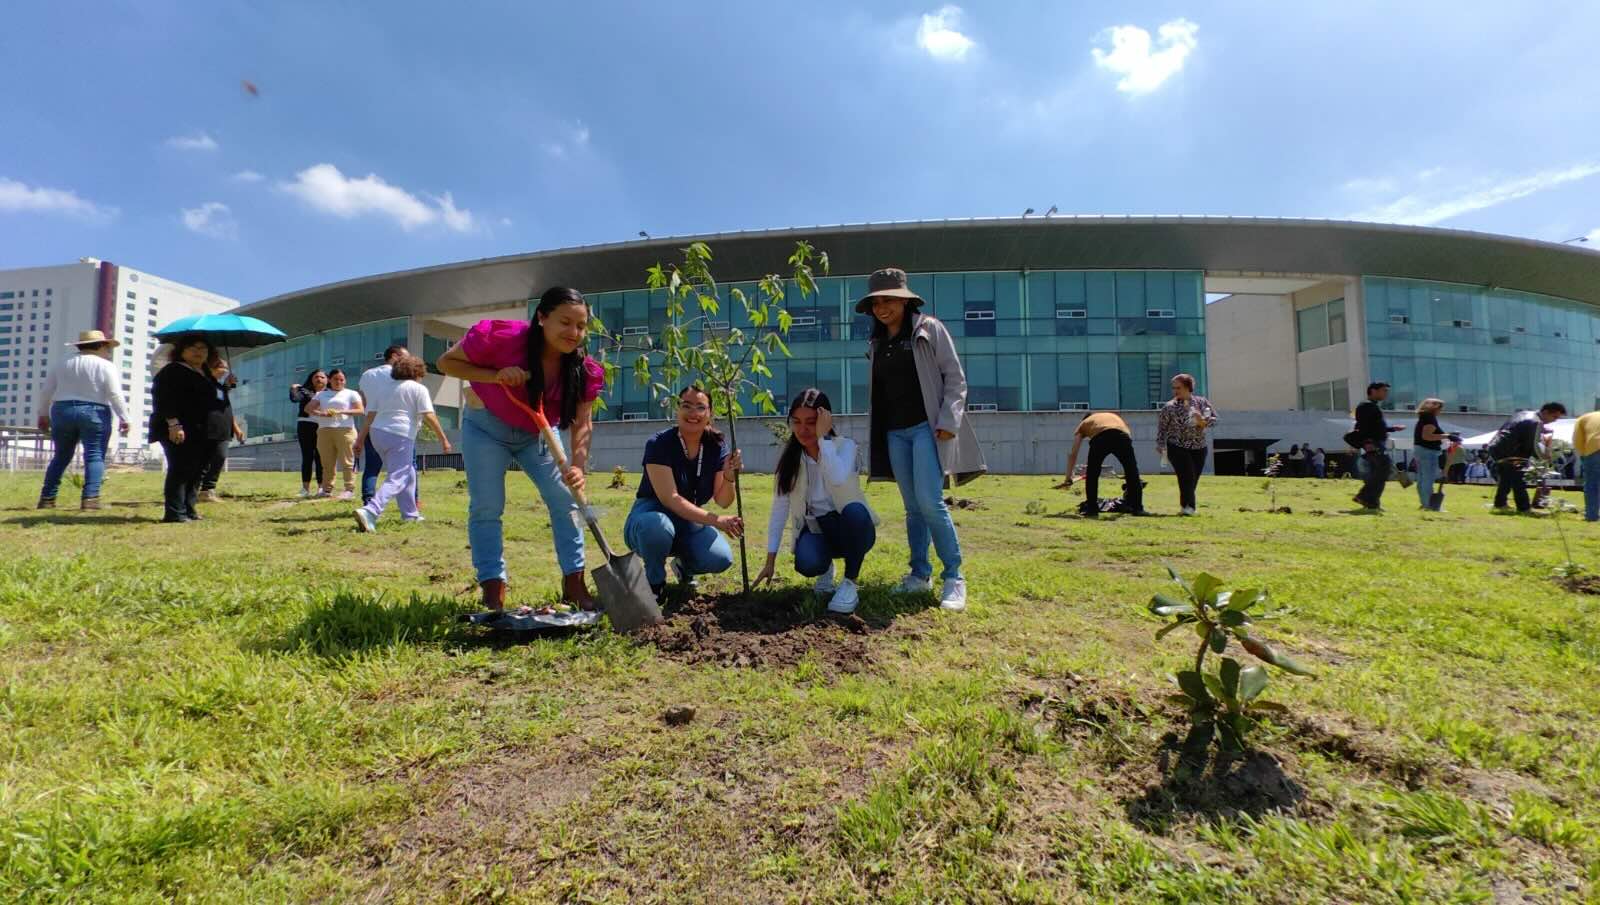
[28,266,1600,617]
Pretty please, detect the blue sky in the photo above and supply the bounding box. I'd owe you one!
[3,1,1599,304]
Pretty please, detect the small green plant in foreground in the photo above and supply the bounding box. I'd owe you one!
[1149,565,1315,750]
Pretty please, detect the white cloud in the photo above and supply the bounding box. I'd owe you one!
[278,163,477,233]
[916,6,975,62]
[1091,18,1198,95]
[0,177,117,222]
[500,216,513,227]
[181,201,237,239]
[1341,177,1397,195]
[542,121,592,159]
[1584,226,1600,246]
[166,131,219,152]
[232,169,264,183]
[1348,162,1600,227]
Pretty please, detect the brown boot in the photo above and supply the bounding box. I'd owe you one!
[562,571,597,611]
[480,578,506,611]
[80,497,102,511]
[37,496,56,510]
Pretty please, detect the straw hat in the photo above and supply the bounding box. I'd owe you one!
[853,268,924,314]
[67,329,120,349]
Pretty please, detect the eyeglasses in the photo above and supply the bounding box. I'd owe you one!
[679,402,710,414]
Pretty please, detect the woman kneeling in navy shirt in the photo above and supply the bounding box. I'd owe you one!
[622,385,744,598]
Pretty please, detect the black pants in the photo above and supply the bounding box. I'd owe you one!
[1357,448,1391,507]
[296,421,323,486]
[1494,460,1531,511]
[199,440,230,492]
[159,438,209,521]
[1086,430,1142,512]
[1167,443,1207,510]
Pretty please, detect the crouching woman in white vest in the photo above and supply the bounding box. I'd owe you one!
[754,388,879,614]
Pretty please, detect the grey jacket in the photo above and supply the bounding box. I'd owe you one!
[866,313,987,486]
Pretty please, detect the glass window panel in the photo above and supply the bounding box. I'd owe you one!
[1055,271,1086,307]
[964,273,994,302]
[1085,272,1115,318]
[1115,271,1146,317]
[933,274,964,320]
[1145,271,1174,313]
[1328,299,1346,344]
[995,273,1021,319]
[1088,355,1118,409]
[816,359,843,408]
[1118,354,1150,410]
[1296,304,1328,352]
[1174,272,1203,319]
[966,354,996,407]
[997,355,1023,410]
[848,358,868,414]
[1331,379,1350,413]
[1029,354,1057,410]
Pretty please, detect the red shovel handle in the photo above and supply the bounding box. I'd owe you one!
[500,384,587,507]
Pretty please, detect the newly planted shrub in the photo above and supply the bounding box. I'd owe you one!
[1149,566,1314,750]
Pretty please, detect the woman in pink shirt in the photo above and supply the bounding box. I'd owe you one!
[436,287,607,612]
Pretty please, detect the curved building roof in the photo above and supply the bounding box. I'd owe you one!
[240,216,1600,336]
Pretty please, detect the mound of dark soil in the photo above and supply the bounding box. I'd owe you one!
[635,591,875,671]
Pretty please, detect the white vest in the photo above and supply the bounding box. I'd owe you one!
[781,438,879,551]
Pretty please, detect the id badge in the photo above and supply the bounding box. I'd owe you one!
[217,388,225,401]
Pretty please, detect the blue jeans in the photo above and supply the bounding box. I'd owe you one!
[361,441,383,503]
[793,503,877,581]
[1584,452,1600,521]
[1415,450,1442,510]
[885,421,962,581]
[623,498,734,589]
[41,401,111,501]
[461,406,584,582]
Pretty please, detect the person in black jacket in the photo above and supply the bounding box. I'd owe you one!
[289,369,328,496]
[149,335,231,523]
[1351,382,1404,509]
[197,356,245,502]
[1490,402,1566,512]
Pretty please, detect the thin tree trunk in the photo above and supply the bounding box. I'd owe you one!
[722,384,751,595]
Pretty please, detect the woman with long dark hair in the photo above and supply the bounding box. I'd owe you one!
[436,286,607,611]
[148,335,230,523]
[289,369,328,497]
[621,385,743,598]
[753,388,878,614]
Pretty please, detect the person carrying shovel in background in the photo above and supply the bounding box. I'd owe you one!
[435,286,607,613]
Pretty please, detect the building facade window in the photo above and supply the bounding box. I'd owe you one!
[230,317,410,438]
[1365,276,1600,413]
[1295,298,1346,353]
[1298,379,1350,412]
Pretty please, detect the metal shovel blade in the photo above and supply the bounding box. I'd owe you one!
[592,551,661,634]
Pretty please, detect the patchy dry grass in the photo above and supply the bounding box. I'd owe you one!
[1,469,1598,902]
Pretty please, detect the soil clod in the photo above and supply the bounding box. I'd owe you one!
[635,590,880,671]
[662,704,697,726]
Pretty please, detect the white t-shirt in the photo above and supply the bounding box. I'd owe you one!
[370,380,435,440]
[312,388,362,429]
[359,364,396,415]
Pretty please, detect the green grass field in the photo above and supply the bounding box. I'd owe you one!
[2,468,1598,903]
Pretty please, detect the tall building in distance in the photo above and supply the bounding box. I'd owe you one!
[0,259,237,453]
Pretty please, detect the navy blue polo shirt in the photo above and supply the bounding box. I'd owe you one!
[635,427,725,506]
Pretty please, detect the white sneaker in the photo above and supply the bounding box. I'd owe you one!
[299,487,311,499]
[939,579,968,612]
[199,489,220,503]
[814,562,837,595]
[892,573,932,594]
[338,490,355,501]
[403,514,426,523]
[827,578,860,614]
[671,558,698,591]
[316,489,331,498]
[353,508,377,534]
[1181,506,1196,516]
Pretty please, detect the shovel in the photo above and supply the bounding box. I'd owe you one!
[504,391,662,634]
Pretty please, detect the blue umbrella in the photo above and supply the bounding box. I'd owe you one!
[153,313,286,348]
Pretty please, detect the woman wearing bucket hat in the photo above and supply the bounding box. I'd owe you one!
[860,268,986,612]
[35,330,132,510]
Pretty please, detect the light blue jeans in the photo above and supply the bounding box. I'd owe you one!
[1584,451,1600,522]
[362,429,420,521]
[461,406,584,582]
[623,498,735,589]
[41,400,111,501]
[1415,450,1442,510]
[885,421,962,581]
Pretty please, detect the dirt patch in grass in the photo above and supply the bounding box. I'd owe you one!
[1555,573,1600,595]
[636,590,877,671]
[1282,714,1434,789]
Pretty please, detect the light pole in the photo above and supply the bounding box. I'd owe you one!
[1561,236,1589,245]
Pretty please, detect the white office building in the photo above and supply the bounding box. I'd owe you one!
[0,259,237,456]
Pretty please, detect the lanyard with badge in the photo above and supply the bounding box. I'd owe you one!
[677,429,703,501]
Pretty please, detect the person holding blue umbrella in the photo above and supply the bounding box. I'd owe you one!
[149,335,231,522]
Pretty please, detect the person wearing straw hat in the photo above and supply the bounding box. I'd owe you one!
[859,267,986,612]
[35,330,132,510]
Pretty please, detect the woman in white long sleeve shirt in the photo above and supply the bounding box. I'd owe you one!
[36,330,131,510]
[753,389,879,614]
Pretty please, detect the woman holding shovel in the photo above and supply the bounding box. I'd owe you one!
[860,268,985,613]
[435,286,606,612]
[753,388,878,614]
[622,385,744,599]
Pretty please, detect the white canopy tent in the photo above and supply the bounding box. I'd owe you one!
[1459,417,1575,449]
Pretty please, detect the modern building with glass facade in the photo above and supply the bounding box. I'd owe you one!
[226,217,1600,474]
